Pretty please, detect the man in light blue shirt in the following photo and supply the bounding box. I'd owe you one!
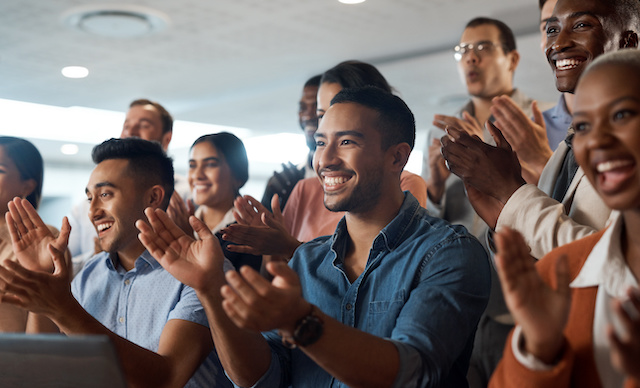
[0,138,231,388]
[138,86,491,387]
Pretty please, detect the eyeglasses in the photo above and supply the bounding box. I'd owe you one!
[453,41,499,61]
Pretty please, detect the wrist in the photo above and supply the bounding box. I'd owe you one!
[426,183,444,204]
[280,299,312,335]
[284,238,303,258]
[497,178,526,204]
[523,333,565,365]
[280,303,324,348]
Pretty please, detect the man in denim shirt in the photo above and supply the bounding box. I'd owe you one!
[138,86,491,387]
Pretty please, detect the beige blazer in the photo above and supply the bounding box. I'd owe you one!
[496,141,611,259]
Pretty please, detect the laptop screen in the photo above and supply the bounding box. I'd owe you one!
[0,334,126,388]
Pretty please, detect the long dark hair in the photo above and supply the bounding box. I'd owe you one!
[191,132,249,195]
[0,137,44,209]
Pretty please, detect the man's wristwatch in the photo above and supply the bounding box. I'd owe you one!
[280,304,324,348]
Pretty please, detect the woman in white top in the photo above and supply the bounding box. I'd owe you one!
[189,133,261,272]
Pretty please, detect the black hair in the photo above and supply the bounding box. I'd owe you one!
[129,99,174,135]
[612,0,640,32]
[0,137,43,209]
[92,138,175,210]
[539,0,547,10]
[330,86,415,151]
[465,17,517,53]
[304,75,322,88]
[320,60,393,93]
[191,132,249,193]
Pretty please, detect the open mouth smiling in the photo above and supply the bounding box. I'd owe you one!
[323,175,353,191]
[555,57,586,71]
[597,159,634,173]
[96,222,114,233]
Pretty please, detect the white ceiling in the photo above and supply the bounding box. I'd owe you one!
[0,0,560,205]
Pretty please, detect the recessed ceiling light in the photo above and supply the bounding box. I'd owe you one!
[60,144,80,155]
[61,66,89,79]
[62,4,170,38]
[339,0,366,4]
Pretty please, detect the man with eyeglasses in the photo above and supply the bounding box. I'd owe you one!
[421,17,533,388]
[422,17,531,238]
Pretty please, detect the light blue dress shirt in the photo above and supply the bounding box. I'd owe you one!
[542,94,572,151]
[245,193,491,388]
[72,250,232,388]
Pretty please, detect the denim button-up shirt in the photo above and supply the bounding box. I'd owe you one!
[247,193,490,388]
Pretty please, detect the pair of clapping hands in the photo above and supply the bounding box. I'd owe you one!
[430,96,551,229]
[0,196,310,336]
[167,191,301,260]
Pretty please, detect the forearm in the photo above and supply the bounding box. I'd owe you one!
[426,180,445,205]
[197,280,273,387]
[299,310,400,388]
[50,300,175,388]
[26,313,59,333]
[282,235,303,257]
[497,184,602,259]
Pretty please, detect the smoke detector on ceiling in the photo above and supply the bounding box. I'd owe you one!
[62,4,170,38]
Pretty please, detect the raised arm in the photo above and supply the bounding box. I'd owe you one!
[494,227,571,364]
[136,208,273,387]
[0,241,213,388]
[221,262,401,388]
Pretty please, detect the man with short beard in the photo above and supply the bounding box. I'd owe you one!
[138,86,491,387]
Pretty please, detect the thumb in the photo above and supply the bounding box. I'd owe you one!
[186,199,196,216]
[190,215,213,240]
[56,217,71,250]
[486,120,512,150]
[271,194,284,224]
[48,243,68,277]
[532,101,545,128]
[267,261,299,286]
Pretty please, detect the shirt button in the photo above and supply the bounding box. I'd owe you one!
[345,303,352,310]
[124,279,131,285]
[119,317,125,324]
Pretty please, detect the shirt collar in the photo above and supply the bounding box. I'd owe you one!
[104,250,160,272]
[570,211,638,297]
[549,94,572,122]
[330,192,421,255]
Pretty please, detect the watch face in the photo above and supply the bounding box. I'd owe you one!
[293,315,324,347]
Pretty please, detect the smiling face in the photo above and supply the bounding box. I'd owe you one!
[544,0,625,93]
[312,102,387,214]
[121,104,172,151]
[572,63,640,211]
[0,146,35,215]
[188,141,238,210]
[86,159,149,259]
[457,24,517,99]
[540,0,558,54]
